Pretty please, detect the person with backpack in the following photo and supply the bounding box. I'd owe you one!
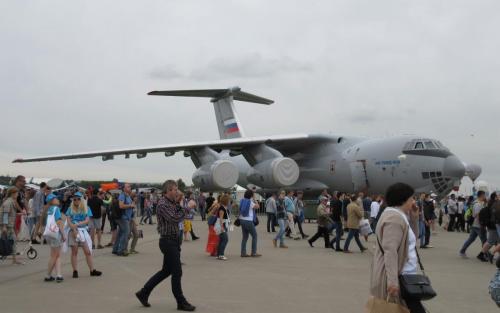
[113,183,135,256]
[459,190,488,259]
[0,187,23,265]
[43,193,66,282]
[479,193,499,263]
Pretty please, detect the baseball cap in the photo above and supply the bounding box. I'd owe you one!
[46,193,58,203]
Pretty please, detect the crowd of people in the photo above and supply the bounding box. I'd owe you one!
[2,175,500,311]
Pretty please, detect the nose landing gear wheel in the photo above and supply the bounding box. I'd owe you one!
[27,248,37,260]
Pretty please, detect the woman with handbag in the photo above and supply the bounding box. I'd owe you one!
[43,194,66,282]
[215,195,231,260]
[66,192,102,278]
[239,190,261,257]
[0,187,23,265]
[205,200,220,257]
[370,183,435,313]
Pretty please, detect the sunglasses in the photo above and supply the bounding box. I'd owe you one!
[73,198,81,201]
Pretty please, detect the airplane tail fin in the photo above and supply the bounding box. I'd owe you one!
[148,87,273,139]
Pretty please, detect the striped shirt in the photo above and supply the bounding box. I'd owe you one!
[156,196,185,241]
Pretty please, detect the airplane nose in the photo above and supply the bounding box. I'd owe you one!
[443,155,466,178]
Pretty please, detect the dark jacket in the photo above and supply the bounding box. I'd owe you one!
[423,200,434,221]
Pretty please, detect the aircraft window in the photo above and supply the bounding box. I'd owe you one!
[432,179,439,184]
[430,172,436,178]
[414,142,424,150]
[436,172,442,177]
[422,172,430,179]
[424,141,436,149]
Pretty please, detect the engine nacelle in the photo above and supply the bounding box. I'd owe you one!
[192,160,239,191]
[464,163,482,182]
[246,157,299,188]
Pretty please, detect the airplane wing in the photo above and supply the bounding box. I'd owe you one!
[13,134,336,163]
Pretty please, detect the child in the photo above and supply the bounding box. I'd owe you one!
[43,194,66,282]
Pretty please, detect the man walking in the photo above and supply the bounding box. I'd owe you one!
[448,194,458,231]
[135,180,195,311]
[284,191,299,240]
[459,190,488,258]
[265,193,277,233]
[197,193,207,221]
[31,182,49,244]
[422,194,434,248]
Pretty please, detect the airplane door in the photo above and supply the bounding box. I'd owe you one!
[350,160,369,192]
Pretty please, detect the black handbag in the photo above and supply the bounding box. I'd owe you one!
[233,217,241,227]
[0,234,14,258]
[377,236,437,301]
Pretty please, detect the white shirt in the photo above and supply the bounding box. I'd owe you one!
[386,208,418,274]
[370,201,380,219]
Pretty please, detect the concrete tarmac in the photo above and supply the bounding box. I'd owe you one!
[0,219,497,313]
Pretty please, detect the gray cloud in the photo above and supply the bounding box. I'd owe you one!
[149,53,314,81]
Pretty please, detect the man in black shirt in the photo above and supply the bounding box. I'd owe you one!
[205,193,215,213]
[88,190,104,249]
[329,192,344,251]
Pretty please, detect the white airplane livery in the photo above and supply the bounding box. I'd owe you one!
[14,87,481,197]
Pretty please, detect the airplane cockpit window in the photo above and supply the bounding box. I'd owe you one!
[424,141,436,149]
[414,142,424,150]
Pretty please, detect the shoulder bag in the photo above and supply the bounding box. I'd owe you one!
[377,236,436,301]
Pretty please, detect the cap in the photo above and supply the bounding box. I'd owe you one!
[46,193,58,203]
[73,191,83,198]
[319,196,328,202]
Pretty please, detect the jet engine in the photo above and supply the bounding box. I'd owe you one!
[192,159,239,191]
[246,157,299,188]
[464,163,482,182]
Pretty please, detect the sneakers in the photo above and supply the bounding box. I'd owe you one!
[217,256,228,261]
[90,269,102,276]
[477,252,488,262]
[293,237,301,241]
[56,276,64,283]
[44,276,55,282]
[272,239,277,248]
[135,289,151,307]
[97,244,104,249]
[129,250,139,254]
[251,253,262,258]
[177,301,196,311]
[73,271,79,278]
[279,244,288,249]
[240,254,250,258]
[459,252,468,258]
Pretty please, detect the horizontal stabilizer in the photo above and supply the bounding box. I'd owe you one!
[148,87,274,105]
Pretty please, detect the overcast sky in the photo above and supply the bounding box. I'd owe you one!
[1,1,499,189]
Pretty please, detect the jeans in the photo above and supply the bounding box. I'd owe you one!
[293,215,306,237]
[448,213,457,231]
[274,218,286,245]
[330,221,343,250]
[141,207,153,224]
[217,232,228,256]
[344,228,365,251]
[28,216,39,239]
[240,220,257,255]
[113,218,130,254]
[200,207,206,221]
[309,226,330,247]
[142,238,186,304]
[460,226,487,254]
[418,220,425,247]
[267,213,276,232]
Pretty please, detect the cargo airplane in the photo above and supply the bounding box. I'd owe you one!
[14,87,481,197]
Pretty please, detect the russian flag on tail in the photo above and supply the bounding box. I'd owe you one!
[223,118,239,134]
